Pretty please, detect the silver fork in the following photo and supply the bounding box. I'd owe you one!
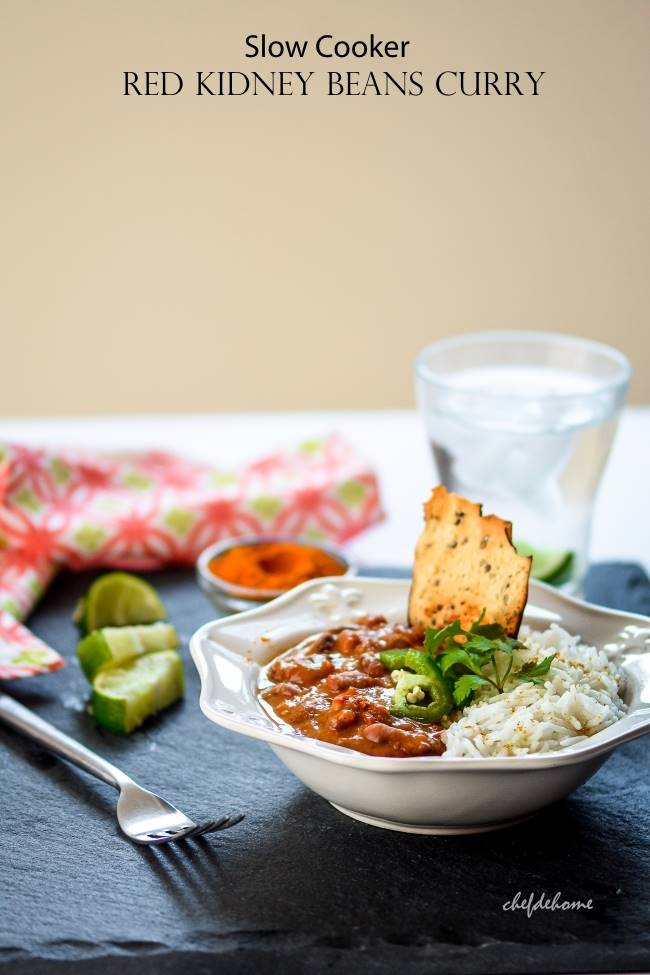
[0,692,243,845]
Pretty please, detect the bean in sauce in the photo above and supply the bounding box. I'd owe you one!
[260,616,445,757]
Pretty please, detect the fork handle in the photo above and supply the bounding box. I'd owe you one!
[0,693,128,790]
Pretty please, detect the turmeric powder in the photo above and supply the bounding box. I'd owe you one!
[208,540,346,595]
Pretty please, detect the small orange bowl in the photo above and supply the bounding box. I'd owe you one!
[196,534,354,614]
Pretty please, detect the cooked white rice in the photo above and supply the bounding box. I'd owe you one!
[443,623,626,758]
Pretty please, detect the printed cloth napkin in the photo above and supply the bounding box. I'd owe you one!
[0,435,383,678]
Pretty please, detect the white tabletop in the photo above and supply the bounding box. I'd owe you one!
[2,409,648,573]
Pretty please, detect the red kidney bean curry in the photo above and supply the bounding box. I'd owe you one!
[260,615,446,757]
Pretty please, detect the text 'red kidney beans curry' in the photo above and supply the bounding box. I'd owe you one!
[260,616,446,757]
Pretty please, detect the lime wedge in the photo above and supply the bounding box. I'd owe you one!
[91,649,184,735]
[515,542,574,584]
[77,621,179,681]
[74,572,166,634]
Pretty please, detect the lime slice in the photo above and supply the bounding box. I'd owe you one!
[91,649,184,735]
[515,542,574,584]
[77,621,179,681]
[74,572,166,634]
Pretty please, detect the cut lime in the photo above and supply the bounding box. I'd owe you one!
[515,542,574,585]
[91,649,184,735]
[77,621,179,681]
[74,572,166,634]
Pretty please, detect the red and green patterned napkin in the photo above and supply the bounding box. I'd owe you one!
[0,435,383,678]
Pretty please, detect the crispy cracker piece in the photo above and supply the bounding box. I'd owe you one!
[408,485,532,637]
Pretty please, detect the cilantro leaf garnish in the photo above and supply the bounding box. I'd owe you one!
[453,674,491,707]
[424,619,464,655]
[515,652,557,685]
[423,612,556,708]
[438,647,486,678]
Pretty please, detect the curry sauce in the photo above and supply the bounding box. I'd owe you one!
[260,615,446,757]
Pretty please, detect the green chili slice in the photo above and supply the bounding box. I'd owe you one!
[378,649,454,722]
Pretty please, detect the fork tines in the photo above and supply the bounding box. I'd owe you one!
[147,814,244,844]
[185,815,243,839]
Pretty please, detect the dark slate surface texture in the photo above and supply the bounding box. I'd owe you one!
[1,564,649,975]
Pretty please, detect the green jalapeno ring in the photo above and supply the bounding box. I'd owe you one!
[378,649,454,722]
[378,649,438,677]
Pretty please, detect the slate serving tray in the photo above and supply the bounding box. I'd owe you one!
[1,565,649,975]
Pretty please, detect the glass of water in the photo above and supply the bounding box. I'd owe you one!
[415,331,631,589]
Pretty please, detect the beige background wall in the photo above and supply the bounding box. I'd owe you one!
[1,0,648,416]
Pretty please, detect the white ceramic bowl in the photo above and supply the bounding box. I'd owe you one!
[190,577,650,834]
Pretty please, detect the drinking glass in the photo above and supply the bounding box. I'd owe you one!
[415,331,631,589]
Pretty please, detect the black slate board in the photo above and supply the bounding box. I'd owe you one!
[1,565,649,975]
